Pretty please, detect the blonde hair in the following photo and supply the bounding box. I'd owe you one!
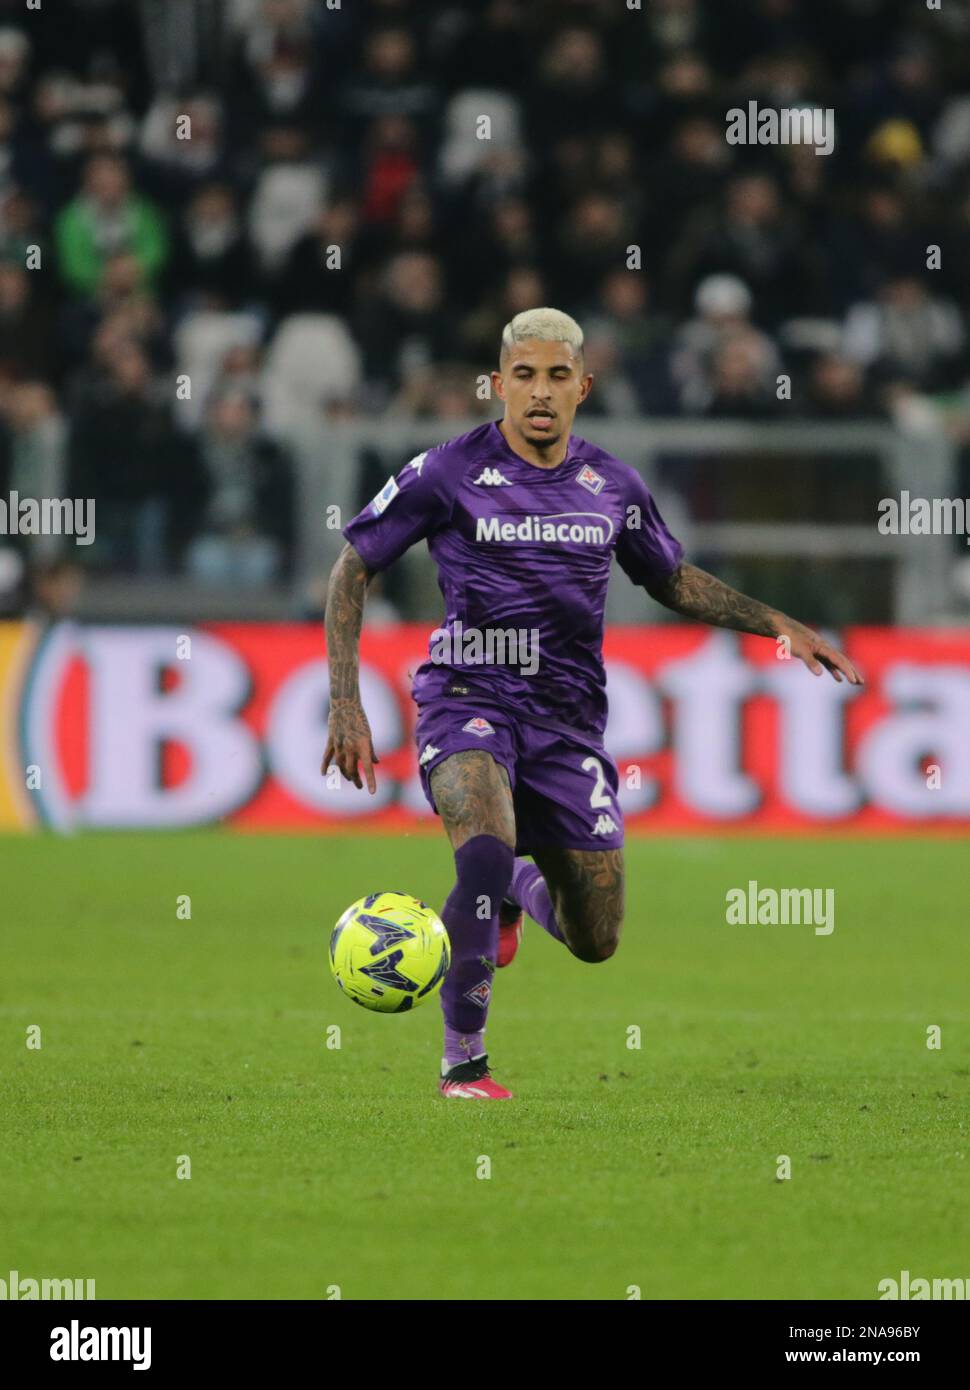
[500,307,584,361]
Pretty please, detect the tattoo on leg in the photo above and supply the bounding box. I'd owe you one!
[532,847,624,962]
[430,751,515,852]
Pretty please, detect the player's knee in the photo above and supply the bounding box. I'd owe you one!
[449,834,515,920]
[571,938,619,964]
[565,913,622,964]
[593,933,620,963]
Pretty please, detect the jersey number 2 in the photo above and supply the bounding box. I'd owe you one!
[581,756,612,809]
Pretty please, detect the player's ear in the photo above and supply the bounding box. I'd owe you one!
[491,368,506,401]
[578,372,594,405]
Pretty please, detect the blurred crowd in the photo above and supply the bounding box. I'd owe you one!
[2,0,970,605]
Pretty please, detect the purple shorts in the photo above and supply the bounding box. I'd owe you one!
[414,698,624,854]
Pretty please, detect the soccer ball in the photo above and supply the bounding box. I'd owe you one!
[329,891,451,1013]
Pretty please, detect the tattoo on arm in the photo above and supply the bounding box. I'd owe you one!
[325,543,372,704]
[647,561,786,637]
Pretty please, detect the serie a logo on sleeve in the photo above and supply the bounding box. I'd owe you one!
[371,476,400,514]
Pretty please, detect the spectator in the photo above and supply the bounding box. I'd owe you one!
[460,265,547,364]
[271,195,366,320]
[69,344,198,572]
[438,89,523,187]
[1,382,69,562]
[702,329,784,419]
[336,27,437,144]
[247,122,327,274]
[584,269,677,414]
[354,250,455,393]
[0,262,56,381]
[550,192,635,310]
[673,273,781,414]
[185,391,292,587]
[139,92,228,201]
[843,275,966,388]
[797,353,882,420]
[578,328,642,418]
[54,153,168,298]
[668,172,822,325]
[526,28,619,144]
[0,27,30,105]
[356,114,422,228]
[387,363,492,422]
[168,182,255,310]
[59,249,168,374]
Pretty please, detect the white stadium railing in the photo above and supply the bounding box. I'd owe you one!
[75,416,957,623]
[290,417,956,627]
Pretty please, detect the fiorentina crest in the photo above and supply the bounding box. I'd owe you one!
[576,463,605,495]
[462,717,495,737]
[464,979,492,1008]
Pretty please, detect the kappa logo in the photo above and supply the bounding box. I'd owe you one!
[407,451,428,476]
[577,463,606,496]
[418,743,440,766]
[463,717,495,737]
[592,813,618,835]
[464,978,492,1008]
[472,467,512,486]
[371,475,399,514]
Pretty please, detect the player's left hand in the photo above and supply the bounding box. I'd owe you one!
[322,698,380,793]
[776,621,864,685]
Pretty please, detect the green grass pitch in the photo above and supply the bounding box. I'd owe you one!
[1,831,966,1301]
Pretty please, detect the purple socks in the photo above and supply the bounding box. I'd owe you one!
[511,856,564,943]
[440,835,514,1069]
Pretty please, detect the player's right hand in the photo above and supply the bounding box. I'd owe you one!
[322,699,379,794]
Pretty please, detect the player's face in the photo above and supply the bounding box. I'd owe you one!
[492,339,593,455]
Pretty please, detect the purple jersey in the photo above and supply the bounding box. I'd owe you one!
[343,420,684,736]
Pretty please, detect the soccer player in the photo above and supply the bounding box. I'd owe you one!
[323,308,862,1099]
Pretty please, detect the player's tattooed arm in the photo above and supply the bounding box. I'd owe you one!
[322,542,380,792]
[647,561,782,634]
[646,561,864,685]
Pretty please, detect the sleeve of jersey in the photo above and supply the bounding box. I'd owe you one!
[342,446,457,573]
[614,466,685,588]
